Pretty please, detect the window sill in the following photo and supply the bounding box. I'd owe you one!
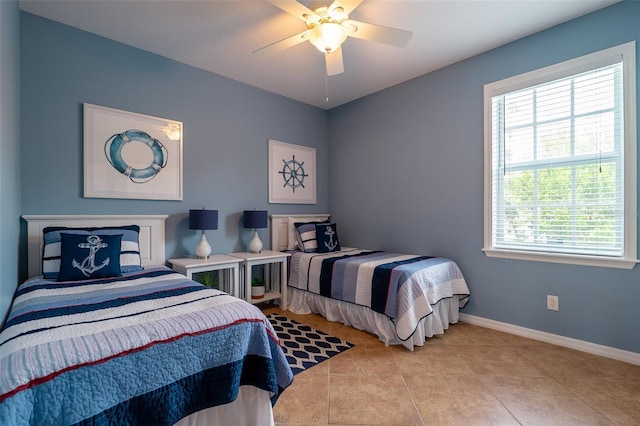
[482,248,638,270]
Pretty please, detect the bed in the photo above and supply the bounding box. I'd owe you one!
[0,215,293,426]
[271,214,470,351]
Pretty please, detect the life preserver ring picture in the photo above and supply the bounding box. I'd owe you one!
[104,129,168,184]
[84,103,183,200]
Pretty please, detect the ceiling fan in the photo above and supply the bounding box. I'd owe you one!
[255,0,413,76]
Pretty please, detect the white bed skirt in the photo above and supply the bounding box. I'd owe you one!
[287,287,465,351]
[173,385,274,426]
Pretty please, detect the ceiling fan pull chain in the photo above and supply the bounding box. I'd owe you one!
[325,70,329,103]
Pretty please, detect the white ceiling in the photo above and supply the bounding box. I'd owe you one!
[19,0,619,110]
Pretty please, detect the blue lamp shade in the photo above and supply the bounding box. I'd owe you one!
[189,209,218,259]
[244,210,268,253]
[189,209,218,230]
[243,210,268,229]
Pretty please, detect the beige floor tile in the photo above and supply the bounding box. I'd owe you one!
[481,376,615,425]
[329,374,422,425]
[391,344,475,376]
[329,343,400,375]
[274,369,330,425]
[558,376,640,425]
[517,344,640,378]
[405,375,519,425]
[267,308,640,425]
[453,344,549,377]
[590,355,640,378]
[439,322,511,346]
[483,329,556,347]
[275,423,329,426]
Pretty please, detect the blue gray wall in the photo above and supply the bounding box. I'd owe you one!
[0,0,21,322]
[3,2,638,355]
[18,13,329,275]
[328,1,640,354]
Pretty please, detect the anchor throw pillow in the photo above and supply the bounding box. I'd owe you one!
[316,223,341,253]
[58,233,123,281]
[42,225,143,279]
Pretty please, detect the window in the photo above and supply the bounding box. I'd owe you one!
[483,42,637,269]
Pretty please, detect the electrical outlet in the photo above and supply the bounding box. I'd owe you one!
[547,295,559,311]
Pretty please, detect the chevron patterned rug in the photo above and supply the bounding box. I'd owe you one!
[267,314,355,375]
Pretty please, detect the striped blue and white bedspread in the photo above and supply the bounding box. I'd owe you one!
[0,266,293,425]
[289,249,470,341]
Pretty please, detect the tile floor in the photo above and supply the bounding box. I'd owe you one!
[262,306,640,426]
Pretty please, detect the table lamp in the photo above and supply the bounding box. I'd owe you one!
[243,210,268,253]
[189,209,218,259]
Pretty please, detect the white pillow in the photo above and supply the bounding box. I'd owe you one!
[287,216,330,250]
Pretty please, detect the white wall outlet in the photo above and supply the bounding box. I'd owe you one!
[547,295,559,311]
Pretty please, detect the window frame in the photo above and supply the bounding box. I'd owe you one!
[483,42,637,269]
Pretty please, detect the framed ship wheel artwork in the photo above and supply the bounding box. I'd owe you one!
[268,139,316,204]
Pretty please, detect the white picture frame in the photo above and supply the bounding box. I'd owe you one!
[268,139,316,204]
[84,103,183,200]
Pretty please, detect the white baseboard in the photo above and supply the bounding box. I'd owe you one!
[459,313,640,366]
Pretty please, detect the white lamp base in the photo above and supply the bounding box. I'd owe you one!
[249,229,263,253]
[195,231,212,259]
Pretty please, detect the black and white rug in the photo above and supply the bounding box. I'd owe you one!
[267,314,354,375]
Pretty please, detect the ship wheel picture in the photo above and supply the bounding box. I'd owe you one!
[268,139,316,204]
[279,155,308,193]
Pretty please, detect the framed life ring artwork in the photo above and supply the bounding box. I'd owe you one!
[83,103,183,200]
[268,139,316,204]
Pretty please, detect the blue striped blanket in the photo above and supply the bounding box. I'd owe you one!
[289,249,470,341]
[0,266,293,425]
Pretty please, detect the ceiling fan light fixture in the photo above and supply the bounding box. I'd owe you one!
[309,22,347,53]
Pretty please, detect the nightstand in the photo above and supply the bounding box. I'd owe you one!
[168,255,241,297]
[228,250,291,308]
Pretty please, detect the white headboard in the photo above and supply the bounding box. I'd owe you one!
[270,213,331,251]
[22,215,169,278]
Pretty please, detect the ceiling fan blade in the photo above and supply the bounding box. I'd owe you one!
[329,0,364,17]
[325,46,344,76]
[268,0,320,22]
[253,29,310,54]
[344,19,412,47]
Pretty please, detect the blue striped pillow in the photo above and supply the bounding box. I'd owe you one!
[42,225,143,279]
[294,221,330,253]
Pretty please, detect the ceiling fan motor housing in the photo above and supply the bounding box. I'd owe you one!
[305,6,350,53]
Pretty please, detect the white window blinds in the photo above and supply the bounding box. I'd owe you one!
[492,63,623,256]
[483,42,637,268]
